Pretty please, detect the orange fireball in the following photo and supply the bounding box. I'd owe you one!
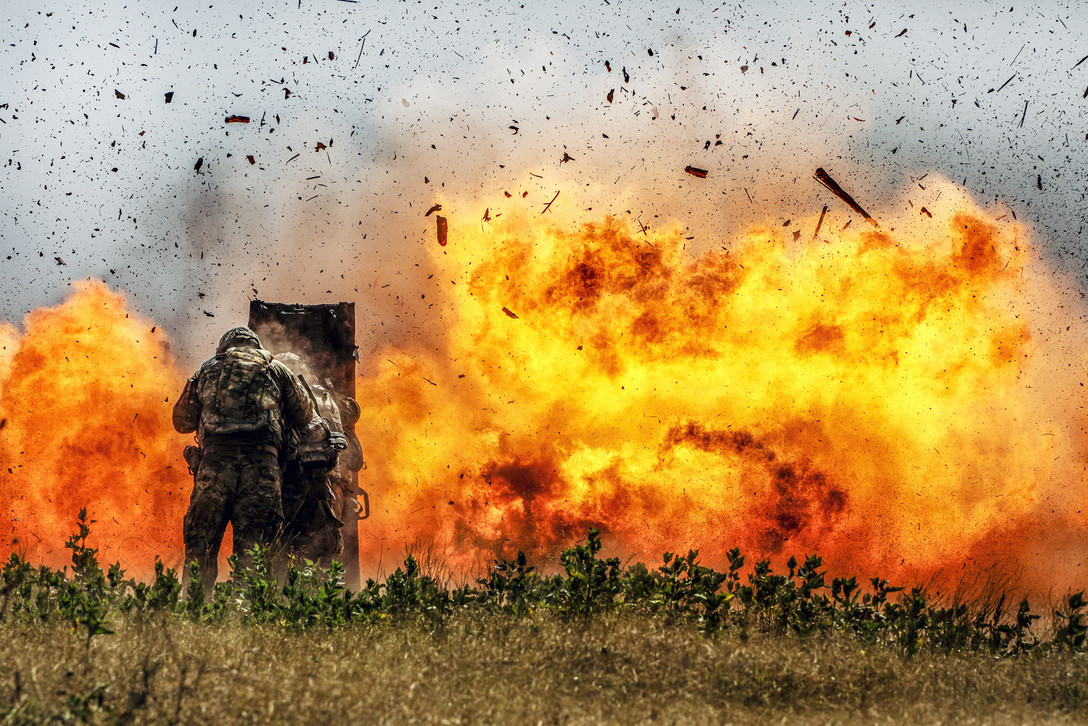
[2,181,1088,595]
[0,281,190,571]
[357,185,1088,591]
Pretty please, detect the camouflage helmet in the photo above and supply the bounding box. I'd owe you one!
[216,326,262,354]
[273,351,313,380]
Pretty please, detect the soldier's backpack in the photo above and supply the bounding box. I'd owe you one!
[212,347,276,422]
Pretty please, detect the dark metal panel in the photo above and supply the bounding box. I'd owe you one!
[248,300,361,587]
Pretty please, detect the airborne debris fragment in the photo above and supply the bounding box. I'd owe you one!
[991,74,1016,94]
[246,155,255,165]
[115,90,126,99]
[203,310,215,317]
[225,115,250,123]
[920,207,932,218]
[684,165,708,178]
[436,215,448,246]
[560,152,574,163]
[540,190,560,215]
[607,89,614,103]
[501,306,519,319]
[812,205,828,240]
[896,28,907,37]
[54,256,66,266]
[813,168,878,227]
[194,157,203,172]
[164,91,174,103]
[425,204,442,216]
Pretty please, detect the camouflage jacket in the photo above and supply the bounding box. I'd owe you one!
[285,379,347,472]
[172,346,319,450]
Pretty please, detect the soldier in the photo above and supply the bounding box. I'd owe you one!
[173,326,324,596]
[331,386,366,524]
[274,353,351,564]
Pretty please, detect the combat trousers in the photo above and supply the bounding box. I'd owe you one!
[282,460,344,565]
[182,442,283,596]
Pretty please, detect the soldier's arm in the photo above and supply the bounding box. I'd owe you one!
[172,375,202,433]
[272,362,321,438]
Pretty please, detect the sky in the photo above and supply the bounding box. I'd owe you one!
[2,0,1087,366]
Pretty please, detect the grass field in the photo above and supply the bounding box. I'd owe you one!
[3,517,1088,724]
[3,614,1088,724]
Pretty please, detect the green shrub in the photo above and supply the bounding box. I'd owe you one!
[0,514,1071,657]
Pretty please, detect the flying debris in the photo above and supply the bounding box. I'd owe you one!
[436,215,448,246]
[684,166,708,178]
[812,205,829,240]
[813,168,878,227]
[541,191,560,215]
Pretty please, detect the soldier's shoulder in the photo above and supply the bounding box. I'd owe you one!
[195,354,224,377]
[268,358,302,384]
[268,357,294,374]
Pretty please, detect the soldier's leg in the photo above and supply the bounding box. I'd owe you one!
[307,525,344,567]
[231,448,284,573]
[182,449,238,597]
[279,458,307,556]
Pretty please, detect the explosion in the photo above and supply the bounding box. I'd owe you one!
[358,185,1088,590]
[0,281,189,570]
[3,183,1088,592]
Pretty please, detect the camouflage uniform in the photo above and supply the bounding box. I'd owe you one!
[275,353,351,565]
[330,391,365,526]
[173,327,320,595]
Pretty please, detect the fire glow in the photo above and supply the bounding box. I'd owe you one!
[0,281,189,570]
[358,186,1088,590]
[2,183,1087,591]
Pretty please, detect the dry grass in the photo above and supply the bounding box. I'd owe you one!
[2,613,1087,724]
